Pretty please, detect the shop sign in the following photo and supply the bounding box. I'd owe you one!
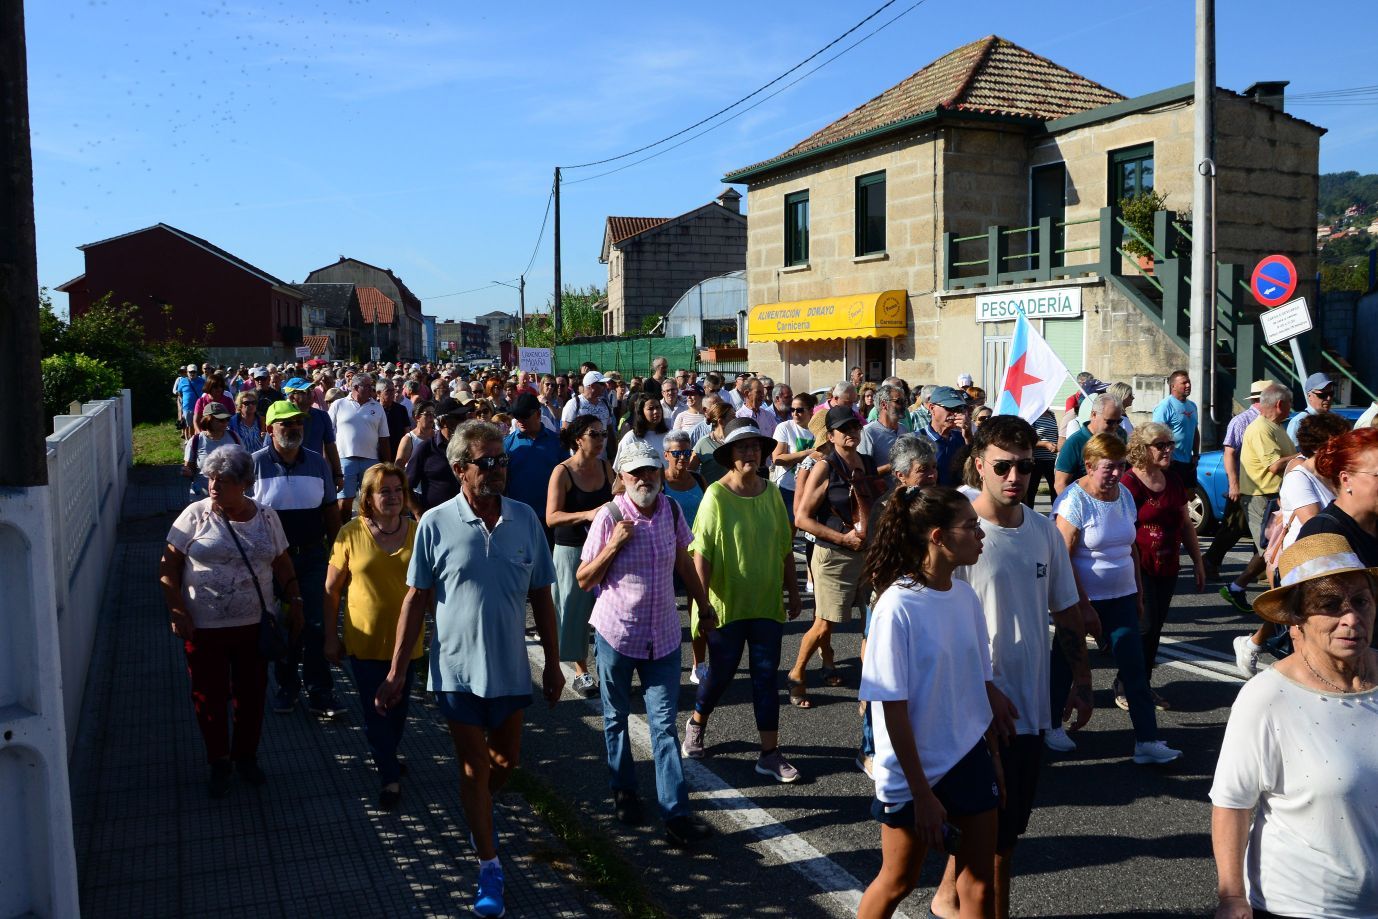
[975,287,1082,323]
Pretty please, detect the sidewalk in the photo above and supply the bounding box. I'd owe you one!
[69,466,607,918]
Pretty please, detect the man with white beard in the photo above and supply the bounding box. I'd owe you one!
[577,441,715,846]
[249,400,342,717]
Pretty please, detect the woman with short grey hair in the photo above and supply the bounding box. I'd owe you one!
[1108,381,1136,437]
[159,444,302,797]
[888,435,938,487]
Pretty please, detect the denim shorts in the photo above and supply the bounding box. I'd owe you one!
[338,456,379,500]
[436,691,532,730]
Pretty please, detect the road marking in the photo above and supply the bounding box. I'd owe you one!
[525,638,913,919]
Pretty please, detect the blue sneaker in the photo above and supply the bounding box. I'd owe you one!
[474,861,505,917]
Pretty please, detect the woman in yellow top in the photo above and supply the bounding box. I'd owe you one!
[324,462,421,810]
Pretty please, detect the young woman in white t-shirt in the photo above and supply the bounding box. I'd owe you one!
[857,486,1010,919]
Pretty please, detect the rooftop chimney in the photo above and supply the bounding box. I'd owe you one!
[715,187,742,214]
[1242,81,1288,113]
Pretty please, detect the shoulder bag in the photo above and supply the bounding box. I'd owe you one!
[220,508,288,660]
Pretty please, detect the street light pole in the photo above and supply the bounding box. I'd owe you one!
[1190,0,1216,440]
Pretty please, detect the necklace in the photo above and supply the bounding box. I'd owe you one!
[371,517,403,536]
[1301,648,1371,694]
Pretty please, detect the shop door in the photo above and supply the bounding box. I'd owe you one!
[1043,318,1084,406]
[983,335,1011,395]
[1031,163,1067,269]
[864,338,888,383]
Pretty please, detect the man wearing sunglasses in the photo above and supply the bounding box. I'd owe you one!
[249,400,343,717]
[1053,392,1125,496]
[376,420,562,919]
[931,415,1091,919]
[1285,371,1336,446]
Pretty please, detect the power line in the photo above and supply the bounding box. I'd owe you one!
[558,0,903,170]
[523,189,554,277]
[563,0,930,187]
[420,281,510,301]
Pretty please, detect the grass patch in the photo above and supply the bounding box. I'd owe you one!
[506,769,669,919]
[133,421,184,466]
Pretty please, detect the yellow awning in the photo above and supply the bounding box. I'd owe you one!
[748,290,907,343]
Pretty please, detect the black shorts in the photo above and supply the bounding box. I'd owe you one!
[996,734,1045,850]
[872,740,998,826]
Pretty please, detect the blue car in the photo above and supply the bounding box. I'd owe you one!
[1192,406,1365,534]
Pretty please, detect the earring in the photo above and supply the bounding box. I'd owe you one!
[1348,488,1354,495]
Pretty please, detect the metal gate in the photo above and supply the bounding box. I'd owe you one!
[983,335,1011,394]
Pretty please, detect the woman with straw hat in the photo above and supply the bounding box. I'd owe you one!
[1210,532,1378,919]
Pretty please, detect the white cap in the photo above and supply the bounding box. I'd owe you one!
[956,373,974,388]
[614,441,664,474]
[250,366,268,378]
[583,371,607,387]
[186,363,198,372]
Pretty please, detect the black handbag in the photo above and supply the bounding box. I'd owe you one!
[220,510,288,660]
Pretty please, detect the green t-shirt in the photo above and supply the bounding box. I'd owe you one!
[690,480,792,625]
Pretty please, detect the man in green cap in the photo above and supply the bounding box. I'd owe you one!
[250,400,343,717]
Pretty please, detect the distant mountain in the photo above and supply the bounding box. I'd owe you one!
[1319,172,1378,223]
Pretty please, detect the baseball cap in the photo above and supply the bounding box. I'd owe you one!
[956,373,974,388]
[614,441,664,474]
[201,402,231,420]
[250,366,269,379]
[1079,375,1109,395]
[928,386,969,410]
[826,405,862,431]
[264,400,307,425]
[682,383,704,397]
[283,377,311,393]
[1249,379,1275,400]
[512,393,541,418]
[582,371,608,387]
[1304,372,1334,393]
[186,363,198,372]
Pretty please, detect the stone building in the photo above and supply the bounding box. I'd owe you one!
[303,257,425,360]
[600,190,747,335]
[475,310,518,356]
[435,319,489,358]
[298,282,363,361]
[724,35,1323,414]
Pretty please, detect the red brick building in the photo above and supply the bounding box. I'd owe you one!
[57,223,306,365]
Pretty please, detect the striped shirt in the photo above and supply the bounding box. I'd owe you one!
[581,493,692,659]
[247,444,333,550]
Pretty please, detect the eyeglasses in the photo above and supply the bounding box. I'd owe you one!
[241,399,258,405]
[1148,441,1175,451]
[667,449,693,458]
[790,406,808,414]
[583,430,608,440]
[988,458,1035,476]
[470,454,510,471]
[273,419,304,427]
[945,521,984,533]
[1312,390,1335,398]
[1103,418,1123,427]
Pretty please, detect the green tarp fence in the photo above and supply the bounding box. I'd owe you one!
[554,336,697,377]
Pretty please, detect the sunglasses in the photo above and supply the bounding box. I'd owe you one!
[666,449,693,458]
[1103,418,1123,427]
[988,458,1035,476]
[470,454,510,471]
[583,430,608,440]
[1148,441,1175,451]
[790,406,808,414]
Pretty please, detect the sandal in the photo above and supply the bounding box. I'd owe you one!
[820,665,844,688]
[788,679,813,708]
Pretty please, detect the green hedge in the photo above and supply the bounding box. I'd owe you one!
[41,353,122,423]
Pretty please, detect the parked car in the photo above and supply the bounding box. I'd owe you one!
[1192,406,1365,534]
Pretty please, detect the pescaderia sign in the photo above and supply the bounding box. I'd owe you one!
[975,286,1082,323]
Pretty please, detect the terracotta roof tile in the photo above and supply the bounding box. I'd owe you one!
[606,216,670,246]
[729,36,1124,178]
[302,335,330,356]
[357,286,396,325]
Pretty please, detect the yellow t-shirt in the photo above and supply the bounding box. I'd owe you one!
[329,517,423,661]
[1240,415,1294,496]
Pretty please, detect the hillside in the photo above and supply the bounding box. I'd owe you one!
[1319,171,1378,223]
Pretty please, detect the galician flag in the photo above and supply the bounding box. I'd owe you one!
[994,310,1069,422]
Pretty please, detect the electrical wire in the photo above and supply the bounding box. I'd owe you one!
[563,0,931,186]
[558,0,902,170]
[420,282,508,301]
[523,189,554,277]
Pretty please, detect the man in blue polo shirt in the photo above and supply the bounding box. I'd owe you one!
[249,400,343,718]
[1151,369,1200,488]
[173,363,204,440]
[375,420,562,919]
[919,386,970,486]
[503,393,564,544]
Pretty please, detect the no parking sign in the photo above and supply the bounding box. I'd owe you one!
[1250,255,1298,307]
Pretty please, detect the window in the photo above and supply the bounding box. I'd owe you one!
[700,318,738,349]
[855,171,886,255]
[1110,143,1154,203]
[785,190,810,266]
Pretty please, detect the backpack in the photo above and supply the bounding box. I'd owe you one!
[593,496,683,595]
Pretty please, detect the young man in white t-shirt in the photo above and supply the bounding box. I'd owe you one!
[936,415,1092,919]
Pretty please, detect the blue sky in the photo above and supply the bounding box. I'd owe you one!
[27,0,1377,322]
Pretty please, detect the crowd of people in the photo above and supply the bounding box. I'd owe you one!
[158,355,1378,918]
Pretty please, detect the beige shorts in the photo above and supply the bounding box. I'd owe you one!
[810,542,869,623]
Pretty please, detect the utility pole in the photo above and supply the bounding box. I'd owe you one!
[1190,0,1216,440]
[1,0,45,485]
[553,167,563,338]
[519,274,526,347]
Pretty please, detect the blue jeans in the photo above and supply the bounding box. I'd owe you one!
[349,657,413,784]
[1069,593,1157,742]
[694,618,784,733]
[274,544,332,697]
[860,604,874,758]
[594,633,689,820]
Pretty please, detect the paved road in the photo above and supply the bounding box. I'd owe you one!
[515,532,1261,918]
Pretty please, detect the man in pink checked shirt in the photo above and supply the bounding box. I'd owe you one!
[576,441,716,847]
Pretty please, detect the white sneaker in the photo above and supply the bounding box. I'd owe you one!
[1044,727,1076,752]
[1233,635,1262,679]
[571,672,597,697]
[689,663,709,685]
[1133,740,1183,765]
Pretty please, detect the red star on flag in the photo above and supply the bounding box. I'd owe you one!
[1002,353,1043,405]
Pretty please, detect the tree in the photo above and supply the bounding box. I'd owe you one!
[38,287,66,357]
[525,284,606,347]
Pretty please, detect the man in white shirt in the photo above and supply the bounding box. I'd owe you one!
[561,371,614,430]
[934,415,1092,919]
[659,379,685,428]
[726,373,751,410]
[734,379,777,438]
[327,372,391,519]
